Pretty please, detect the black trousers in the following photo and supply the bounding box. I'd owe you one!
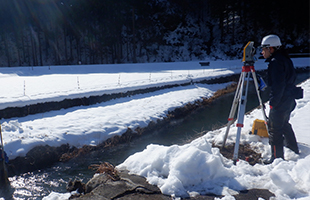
[268,97,298,154]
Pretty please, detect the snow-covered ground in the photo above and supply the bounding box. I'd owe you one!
[0,58,309,200]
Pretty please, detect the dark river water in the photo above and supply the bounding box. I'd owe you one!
[1,72,309,199]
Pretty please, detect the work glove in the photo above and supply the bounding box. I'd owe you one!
[257,74,267,91]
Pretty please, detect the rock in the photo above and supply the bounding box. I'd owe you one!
[69,165,167,200]
[67,179,86,194]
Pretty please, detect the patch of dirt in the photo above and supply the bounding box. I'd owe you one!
[214,144,262,165]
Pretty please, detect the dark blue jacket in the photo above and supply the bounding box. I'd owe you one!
[266,50,296,109]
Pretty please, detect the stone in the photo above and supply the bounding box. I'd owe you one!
[69,167,165,200]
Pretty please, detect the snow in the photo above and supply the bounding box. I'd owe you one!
[0,58,309,200]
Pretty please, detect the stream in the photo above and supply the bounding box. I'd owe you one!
[1,72,309,200]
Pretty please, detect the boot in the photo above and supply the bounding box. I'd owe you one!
[283,124,299,154]
[263,145,284,164]
[284,139,299,154]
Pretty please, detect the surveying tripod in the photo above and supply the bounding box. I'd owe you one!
[221,41,269,165]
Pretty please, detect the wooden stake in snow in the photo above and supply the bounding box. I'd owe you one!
[24,80,26,96]
[77,76,80,89]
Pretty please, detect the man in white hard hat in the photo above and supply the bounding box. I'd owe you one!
[261,34,300,164]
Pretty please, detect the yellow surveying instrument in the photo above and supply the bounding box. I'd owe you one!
[221,41,269,164]
[250,119,268,137]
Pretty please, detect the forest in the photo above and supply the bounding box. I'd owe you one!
[0,0,308,67]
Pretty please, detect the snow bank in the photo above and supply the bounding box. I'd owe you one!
[118,139,238,197]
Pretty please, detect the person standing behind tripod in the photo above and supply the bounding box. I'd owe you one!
[260,34,300,164]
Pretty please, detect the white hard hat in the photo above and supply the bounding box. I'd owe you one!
[261,34,282,48]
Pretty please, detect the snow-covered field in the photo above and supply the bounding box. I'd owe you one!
[0,58,309,199]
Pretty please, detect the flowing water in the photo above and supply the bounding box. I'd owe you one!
[1,72,309,200]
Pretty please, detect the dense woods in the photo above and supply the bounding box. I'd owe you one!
[0,0,308,67]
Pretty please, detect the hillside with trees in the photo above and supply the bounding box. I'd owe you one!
[0,0,308,67]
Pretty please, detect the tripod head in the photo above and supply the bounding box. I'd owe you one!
[242,41,256,66]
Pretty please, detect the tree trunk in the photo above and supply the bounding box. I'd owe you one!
[38,31,43,66]
[14,31,22,66]
[55,29,60,65]
[69,35,73,63]
[132,7,137,63]
[30,28,36,66]
[63,27,68,65]
[3,33,11,67]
